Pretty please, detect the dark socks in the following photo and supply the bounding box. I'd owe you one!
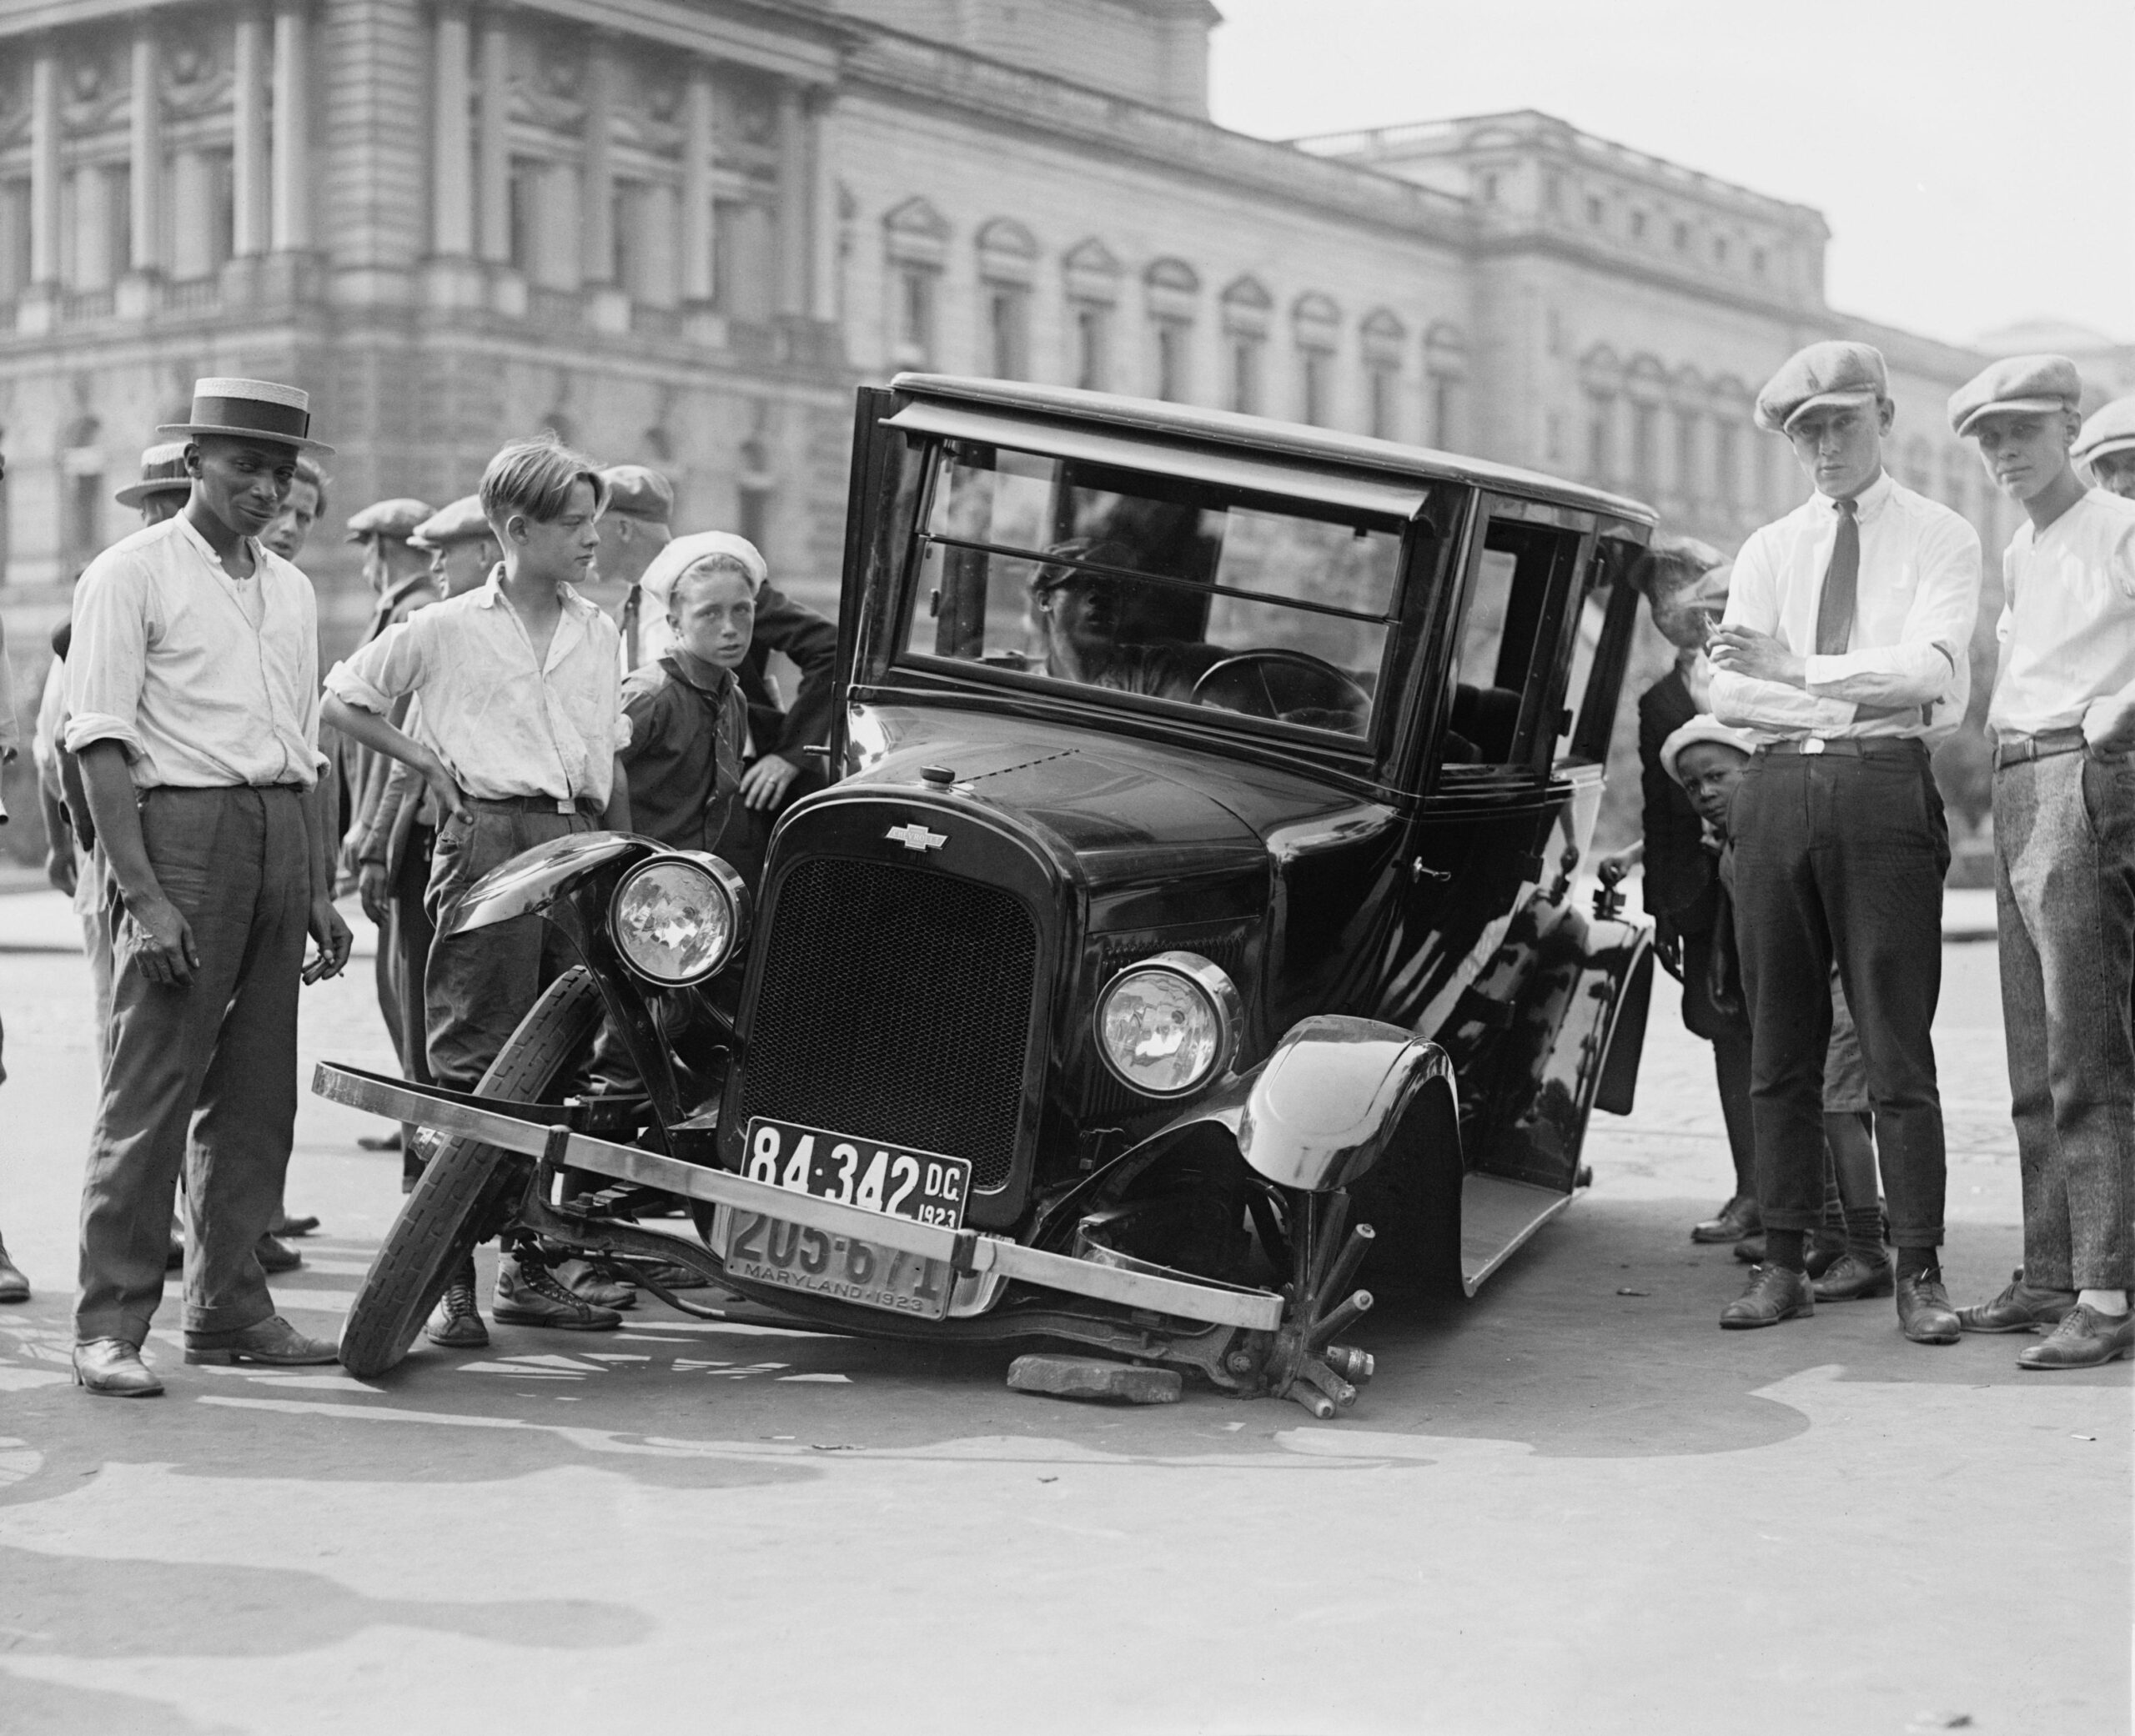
[1765,1228,1807,1273]
[1894,1246,1937,1282]
[1842,1207,1885,1264]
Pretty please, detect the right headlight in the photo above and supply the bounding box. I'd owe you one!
[1094,951,1243,1099]
[608,852,751,986]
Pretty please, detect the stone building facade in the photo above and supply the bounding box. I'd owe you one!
[0,0,2106,853]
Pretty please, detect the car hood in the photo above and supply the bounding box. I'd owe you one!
[846,709,1354,894]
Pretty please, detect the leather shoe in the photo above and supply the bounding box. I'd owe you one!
[1895,1271,1962,1344]
[1732,1233,1766,1265]
[1691,1195,1761,1244]
[184,1315,339,1366]
[1721,1263,1815,1329]
[1804,1235,1846,1281]
[426,1267,490,1349]
[493,1256,622,1331]
[1958,1268,2077,1334]
[272,1211,320,1238]
[254,1233,302,1274]
[0,1239,28,1304]
[167,1219,185,1272]
[1811,1251,1893,1302]
[553,1257,636,1311]
[73,1338,163,1397]
[2017,1303,2135,1369]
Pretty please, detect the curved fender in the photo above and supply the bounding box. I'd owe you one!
[1236,1015,1457,1192]
[438,831,656,941]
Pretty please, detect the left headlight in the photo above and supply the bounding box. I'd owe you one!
[1093,951,1243,1099]
[608,852,751,987]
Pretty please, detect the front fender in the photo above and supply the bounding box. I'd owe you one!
[1107,1015,1456,1195]
[438,831,656,940]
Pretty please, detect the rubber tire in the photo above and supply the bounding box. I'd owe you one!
[338,967,606,1377]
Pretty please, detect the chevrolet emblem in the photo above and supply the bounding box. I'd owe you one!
[885,822,947,853]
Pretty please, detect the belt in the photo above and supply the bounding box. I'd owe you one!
[1756,736,1927,760]
[1992,728,2088,771]
[468,794,595,815]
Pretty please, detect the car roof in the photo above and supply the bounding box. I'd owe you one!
[892,373,1659,528]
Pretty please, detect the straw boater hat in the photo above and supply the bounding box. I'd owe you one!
[2074,395,2135,476]
[113,441,193,509]
[157,376,334,456]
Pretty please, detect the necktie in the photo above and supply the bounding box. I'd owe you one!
[1814,498,1859,656]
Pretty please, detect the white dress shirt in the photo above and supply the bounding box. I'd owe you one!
[1987,489,2135,739]
[1711,470,1982,746]
[325,568,629,808]
[65,514,324,789]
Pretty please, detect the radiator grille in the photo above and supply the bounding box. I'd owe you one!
[738,855,1039,1193]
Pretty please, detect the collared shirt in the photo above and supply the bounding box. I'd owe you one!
[620,648,746,851]
[1711,470,1981,746]
[325,568,629,807]
[1987,489,2135,739]
[64,514,324,789]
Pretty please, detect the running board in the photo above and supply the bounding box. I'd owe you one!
[312,1063,1283,1334]
[1459,1172,1573,1297]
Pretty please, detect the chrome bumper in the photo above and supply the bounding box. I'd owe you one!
[314,1063,1283,1334]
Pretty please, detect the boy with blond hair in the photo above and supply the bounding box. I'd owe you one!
[324,435,633,1342]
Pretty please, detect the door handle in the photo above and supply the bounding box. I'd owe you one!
[1409,858,1451,884]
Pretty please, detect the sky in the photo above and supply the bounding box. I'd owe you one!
[1207,0,2135,349]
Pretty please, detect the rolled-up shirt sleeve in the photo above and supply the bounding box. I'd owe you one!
[63,555,153,761]
[1800,514,1981,708]
[1709,528,1856,735]
[324,615,426,715]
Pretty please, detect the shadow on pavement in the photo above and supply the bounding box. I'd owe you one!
[0,1673,244,1736]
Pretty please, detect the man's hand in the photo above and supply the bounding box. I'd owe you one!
[45,847,77,899]
[126,891,202,988]
[304,896,354,985]
[738,754,801,812]
[424,765,471,825]
[1595,848,1636,889]
[358,859,391,926]
[2082,691,2135,755]
[1709,625,1806,689]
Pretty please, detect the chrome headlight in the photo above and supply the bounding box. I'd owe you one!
[1094,951,1243,1099]
[608,852,750,986]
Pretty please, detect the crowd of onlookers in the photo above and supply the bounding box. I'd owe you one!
[0,341,2129,1395]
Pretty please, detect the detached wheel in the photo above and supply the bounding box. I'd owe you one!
[339,968,605,1377]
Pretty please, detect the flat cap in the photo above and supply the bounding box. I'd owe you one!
[1755,341,1889,434]
[1947,354,2082,438]
[599,464,674,522]
[345,497,435,543]
[2074,394,2135,469]
[1660,716,1759,787]
[409,494,494,549]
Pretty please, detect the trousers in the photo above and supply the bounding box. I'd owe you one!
[1730,745,1949,1247]
[75,785,310,1344]
[1993,749,2135,1289]
[423,803,595,1093]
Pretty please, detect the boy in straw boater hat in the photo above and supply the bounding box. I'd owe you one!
[113,441,193,527]
[63,378,354,1395]
[1948,356,2135,1367]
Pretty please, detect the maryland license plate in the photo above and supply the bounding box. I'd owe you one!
[726,1118,973,1319]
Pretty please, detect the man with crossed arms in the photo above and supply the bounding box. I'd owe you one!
[1708,340,1982,1342]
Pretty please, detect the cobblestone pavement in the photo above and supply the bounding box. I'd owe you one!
[0,905,2124,1736]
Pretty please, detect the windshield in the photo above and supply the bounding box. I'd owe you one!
[899,441,1414,740]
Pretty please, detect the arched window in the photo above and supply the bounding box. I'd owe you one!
[883,197,950,369]
[1292,292,1340,427]
[62,413,105,565]
[1219,275,1272,415]
[1062,238,1122,391]
[975,218,1037,380]
[1144,258,1199,402]
[1360,308,1406,440]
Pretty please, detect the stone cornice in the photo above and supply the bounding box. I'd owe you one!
[1470,227,1820,326]
[841,24,1474,257]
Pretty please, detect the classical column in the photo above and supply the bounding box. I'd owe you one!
[476,6,511,263]
[28,48,61,284]
[680,62,715,304]
[170,149,215,278]
[431,0,474,255]
[232,8,269,256]
[806,88,836,323]
[772,81,805,318]
[580,38,615,284]
[75,166,114,288]
[128,24,163,273]
[270,1,313,251]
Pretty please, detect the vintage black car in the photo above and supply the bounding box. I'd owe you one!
[319,374,1660,1417]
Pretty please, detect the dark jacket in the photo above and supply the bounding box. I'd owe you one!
[1637,665,1719,940]
[620,650,748,859]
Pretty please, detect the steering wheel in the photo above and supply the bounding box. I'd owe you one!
[1191,650,1370,731]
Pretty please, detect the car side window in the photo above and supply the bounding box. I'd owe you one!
[1443,518,1580,770]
